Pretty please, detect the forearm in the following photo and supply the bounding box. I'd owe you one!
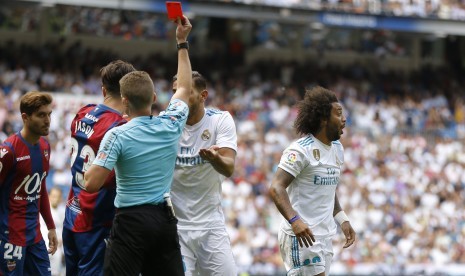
[333,193,350,225]
[175,47,192,100]
[40,185,55,230]
[333,193,343,216]
[269,169,297,221]
[270,185,297,221]
[210,155,234,177]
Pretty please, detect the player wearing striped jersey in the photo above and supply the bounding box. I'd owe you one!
[62,60,135,276]
[0,91,57,275]
[170,71,238,275]
[270,87,356,276]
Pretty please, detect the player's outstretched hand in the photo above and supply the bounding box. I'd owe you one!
[341,221,356,248]
[176,15,192,43]
[48,229,58,255]
[291,220,315,248]
[199,145,220,162]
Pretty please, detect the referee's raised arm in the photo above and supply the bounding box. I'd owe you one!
[172,15,192,105]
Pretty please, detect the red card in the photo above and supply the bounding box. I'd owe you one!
[166,1,183,21]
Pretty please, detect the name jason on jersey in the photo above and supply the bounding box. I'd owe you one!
[74,119,95,139]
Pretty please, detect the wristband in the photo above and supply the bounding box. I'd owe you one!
[177,41,189,50]
[334,211,349,225]
[288,214,300,224]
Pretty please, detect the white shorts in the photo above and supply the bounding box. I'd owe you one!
[278,230,334,276]
[179,228,237,276]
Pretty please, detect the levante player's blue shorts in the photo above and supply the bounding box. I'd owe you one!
[62,226,110,276]
[0,239,51,276]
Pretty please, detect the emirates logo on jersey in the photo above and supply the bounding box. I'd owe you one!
[7,260,16,271]
[201,129,211,141]
[313,149,320,161]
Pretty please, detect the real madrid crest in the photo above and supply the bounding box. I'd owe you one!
[201,129,211,141]
[313,149,320,161]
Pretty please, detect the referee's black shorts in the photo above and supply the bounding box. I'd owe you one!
[103,203,184,276]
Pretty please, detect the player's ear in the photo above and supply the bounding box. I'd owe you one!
[122,96,128,107]
[153,91,157,103]
[21,113,29,123]
[101,86,107,98]
[201,90,208,102]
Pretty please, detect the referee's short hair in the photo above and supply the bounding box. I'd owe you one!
[120,71,154,110]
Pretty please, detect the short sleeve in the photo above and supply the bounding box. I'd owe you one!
[277,145,308,178]
[159,99,189,127]
[93,128,121,171]
[333,141,344,166]
[216,112,237,151]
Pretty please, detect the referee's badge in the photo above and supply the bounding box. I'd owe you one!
[313,149,320,161]
[97,152,108,160]
[201,129,211,141]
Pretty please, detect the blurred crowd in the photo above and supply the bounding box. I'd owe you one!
[3,0,465,33]
[1,38,465,275]
[219,0,465,20]
[46,5,175,40]
[0,4,437,57]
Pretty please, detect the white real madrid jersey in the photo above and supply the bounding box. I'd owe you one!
[278,135,344,238]
[171,108,237,230]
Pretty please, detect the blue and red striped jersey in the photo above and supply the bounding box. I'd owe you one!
[0,133,54,246]
[63,104,125,232]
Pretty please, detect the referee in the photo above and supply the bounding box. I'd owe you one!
[84,16,193,275]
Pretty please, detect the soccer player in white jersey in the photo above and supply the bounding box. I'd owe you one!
[269,86,356,276]
[170,71,238,275]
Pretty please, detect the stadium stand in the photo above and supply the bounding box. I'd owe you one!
[197,0,465,20]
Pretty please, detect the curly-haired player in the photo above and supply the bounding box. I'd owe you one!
[269,86,356,276]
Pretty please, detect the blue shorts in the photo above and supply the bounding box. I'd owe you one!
[62,227,110,276]
[0,239,51,276]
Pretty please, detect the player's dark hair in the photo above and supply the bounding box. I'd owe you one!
[20,91,53,115]
[100,60,136,97]
[294,86,338,136]
[173,71,206,92]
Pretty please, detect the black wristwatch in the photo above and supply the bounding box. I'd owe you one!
[177,41,189,50]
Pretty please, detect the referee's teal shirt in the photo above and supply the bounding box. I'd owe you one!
[93,99,189,208]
